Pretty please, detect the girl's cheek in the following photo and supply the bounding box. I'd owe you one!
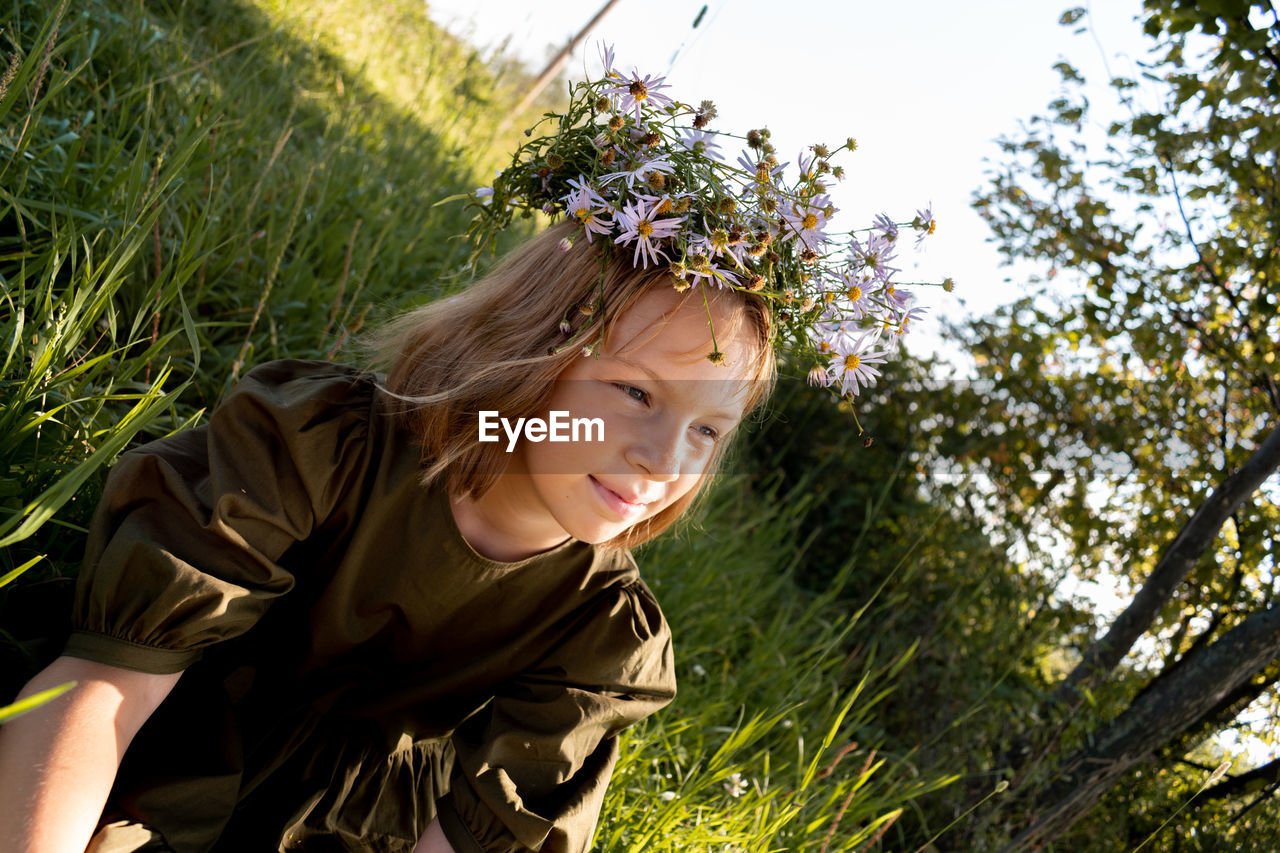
[685,449,714,476]
[669,474,705,507]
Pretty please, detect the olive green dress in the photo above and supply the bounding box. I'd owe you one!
[62,360,677,853]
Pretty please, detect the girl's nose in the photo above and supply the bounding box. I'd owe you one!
[625,422,683,481]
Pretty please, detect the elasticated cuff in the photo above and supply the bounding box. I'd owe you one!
[62,630,202,675]
[436,792,487,853]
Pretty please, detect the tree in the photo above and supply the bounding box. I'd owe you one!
[949,1,1280,847]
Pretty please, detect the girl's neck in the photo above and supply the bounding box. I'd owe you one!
[448,476,572,564]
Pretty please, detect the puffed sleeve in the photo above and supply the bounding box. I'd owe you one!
[62,360,376,674]
[437,580,677,853]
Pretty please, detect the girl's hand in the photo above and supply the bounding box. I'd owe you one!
[0,656,180,853]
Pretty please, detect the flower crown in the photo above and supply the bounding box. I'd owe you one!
[450,45,950,402]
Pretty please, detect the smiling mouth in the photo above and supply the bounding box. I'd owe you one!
[590,476,651,519]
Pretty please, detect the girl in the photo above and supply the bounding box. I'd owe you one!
[0,221,775,852]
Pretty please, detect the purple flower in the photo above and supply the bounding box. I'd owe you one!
[912,205,936,245]
[872,213,898,242]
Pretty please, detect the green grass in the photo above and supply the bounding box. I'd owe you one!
[0,0,552,567]
[602,472,956,851]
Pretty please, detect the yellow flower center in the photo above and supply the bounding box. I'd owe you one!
[630,80,649,100]
[819,341,832,353]
[654,198,673,215]
[844,355,861,372]
[847,285,863,302]
[802,213,818,230]
[637,220,654,238]
[574,206,591,221]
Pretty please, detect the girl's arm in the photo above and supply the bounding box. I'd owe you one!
[0,655,181,853]
[412,817,457,853]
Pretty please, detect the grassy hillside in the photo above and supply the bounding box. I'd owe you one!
[0,0,547,565]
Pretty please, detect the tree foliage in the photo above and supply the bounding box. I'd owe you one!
[947,0,1280,847]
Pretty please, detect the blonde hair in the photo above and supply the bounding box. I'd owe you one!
[369,220,776,550]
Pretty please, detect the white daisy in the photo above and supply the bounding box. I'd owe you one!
[600,156,676,189]
[684,256,742,289]
[884,284,915,311]
[796,149,818,182]
[812,311,867,350]
[827,334,889,396]
[561,177,613,242]
[603,69,676,122]
[872,213,899,242]
[687,222,747,270]
[681,128,722,158]
[849,234,900,284]
[599,42,617,78]
[723,772,749,798]
[894,305,929,335]
[780,194,833,249]
[838,272,875,320]
[614,198,684,268]
[735,150,786,185]
[912,204,936,245]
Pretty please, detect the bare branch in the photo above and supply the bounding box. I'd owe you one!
[1002,603,1280,851]
[1053,422,1280,705]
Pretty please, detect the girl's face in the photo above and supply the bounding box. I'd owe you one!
[504,286,759,547]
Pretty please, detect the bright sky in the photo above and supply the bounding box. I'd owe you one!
[425,0,1155,359]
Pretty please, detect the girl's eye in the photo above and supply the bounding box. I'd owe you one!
[694,424,720,442]
[614,383,649,405]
